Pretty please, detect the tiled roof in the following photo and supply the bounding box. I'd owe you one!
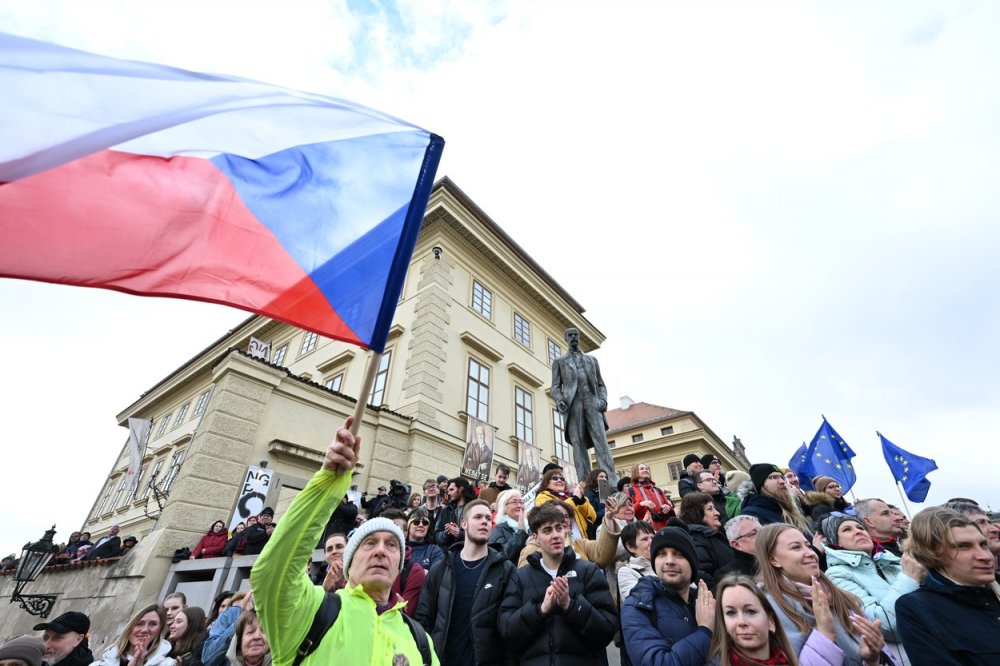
[605,402,688,435]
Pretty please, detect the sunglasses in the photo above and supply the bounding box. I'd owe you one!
[410,518,430,526]
[550,476,565,482]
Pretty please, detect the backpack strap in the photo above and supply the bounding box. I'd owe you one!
[401,613,433,666]
[293,592,341,666]
[293,589,432,666]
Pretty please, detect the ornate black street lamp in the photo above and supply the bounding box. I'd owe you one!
[11,525,59,618]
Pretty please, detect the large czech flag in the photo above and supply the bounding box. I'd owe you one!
[0,33,443,353]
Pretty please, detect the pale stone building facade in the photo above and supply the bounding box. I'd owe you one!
[45,178,605,635]
[603,397,750,497]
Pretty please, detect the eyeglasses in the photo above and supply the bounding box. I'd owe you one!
[733,529,759,541]
[410,518,431,526]
[505,499,524,506]
[698,478,719,484]
[550,476,565,482]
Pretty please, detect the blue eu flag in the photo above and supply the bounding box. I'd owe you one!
[800,417,857,493]
[788,442,815,491]
[879,433,938,503]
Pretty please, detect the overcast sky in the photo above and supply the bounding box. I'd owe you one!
[2,0,998,557]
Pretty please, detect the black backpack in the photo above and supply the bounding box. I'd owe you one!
[293,590,432,666]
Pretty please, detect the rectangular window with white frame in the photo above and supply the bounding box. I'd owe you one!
[553,408,569,460]
[471,280,493,319]
[515,386,534,444]
[173,403,190,428]
[368,350,392,406]
[108,475,128,512]
[324,373,344,392]
[272,343,289,366]
[155,414,172,438]
[193,389,211,417]
[162,449,187,493]
[94,479,115,518]
[141,459,164,500]
[547,338,562,365]
[300,331,318,355]
[514,313,531,348]
[466,358,490,421]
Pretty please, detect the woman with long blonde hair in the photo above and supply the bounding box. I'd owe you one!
[93,604,172,666]
[755,524,889,666]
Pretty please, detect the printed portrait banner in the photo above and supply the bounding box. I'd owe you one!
[462,416,495,482]
[517,439,542,493]
[229,465,273,532]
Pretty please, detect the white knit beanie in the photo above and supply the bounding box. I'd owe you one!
[343,517,406,574]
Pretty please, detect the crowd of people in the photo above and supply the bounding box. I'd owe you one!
[3,421,998,665]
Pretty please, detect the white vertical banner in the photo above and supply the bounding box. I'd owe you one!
[248,336,271,361]
[124,417,152,495]
[230,465,274,531]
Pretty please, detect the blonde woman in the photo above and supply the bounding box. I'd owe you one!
[92,605,171,666]
[755,524,889,666]
[489,488,528,564]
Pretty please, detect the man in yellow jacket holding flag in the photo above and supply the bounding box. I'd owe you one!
[252,417,437,666]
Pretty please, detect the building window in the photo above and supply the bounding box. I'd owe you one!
[162,449,187,493]
[300,332,318,355]
[193,389,211,417]
[141,459,164,500]
[368,351,392,406]
[514,313,531,348]
[660,426,674,436]
[514,387,533,444]
[272,343,288,366]
[608,439,616,448]
[632,433,644,444]
[94,479,115,518]
[122,466,145,506]
[109,475,128,513]
[547,339,562,365]
[324,373,344,392]
[173,403,190,428]
[668,461,683,481]
[466,358,490,421]
[155,414,172,438]
[471,280,493,319]
[553,409,569,460]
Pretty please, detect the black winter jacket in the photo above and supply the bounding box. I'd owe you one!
[677,472,698,498]
[687,523,735,589]
[896,569,1000,665]
[434,501,466,547]
[740,491,785,526]
[488,521,528,565]
[714,549,757,580]
[415,543,515,665]
[242,523,270,555]
[498,549,618,665]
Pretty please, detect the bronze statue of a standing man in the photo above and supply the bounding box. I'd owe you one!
[550,327,618,485]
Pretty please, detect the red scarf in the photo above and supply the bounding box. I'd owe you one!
[729,646,791,665]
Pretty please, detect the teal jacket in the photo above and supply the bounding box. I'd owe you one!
[251,467,439,666]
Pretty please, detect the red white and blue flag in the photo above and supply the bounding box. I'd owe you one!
[0,33,443,353]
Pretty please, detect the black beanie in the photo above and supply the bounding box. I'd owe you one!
[682,454,702,469]
[650,524,699,577]
[700,454,720,469]
[749,463,781,493]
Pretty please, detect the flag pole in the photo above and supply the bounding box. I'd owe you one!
[350,351,382,436]
[894,481,914,519]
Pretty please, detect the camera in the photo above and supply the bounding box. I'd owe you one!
[388,479,411,509]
